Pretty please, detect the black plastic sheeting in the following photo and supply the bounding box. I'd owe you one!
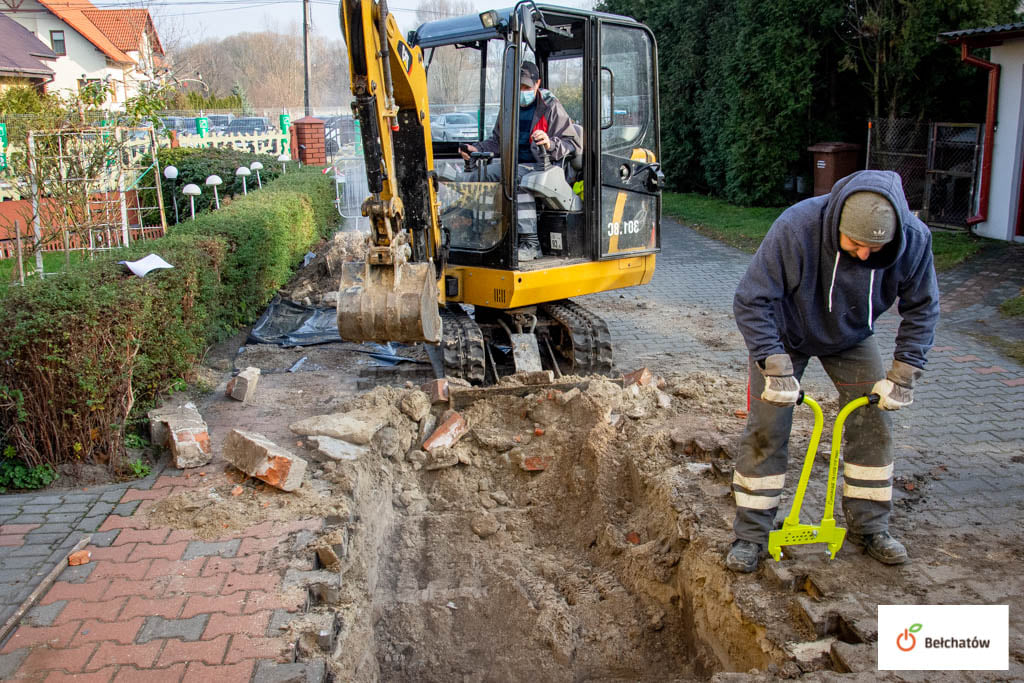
[248,298,428,366]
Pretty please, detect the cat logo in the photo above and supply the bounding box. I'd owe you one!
[397,42,414,74]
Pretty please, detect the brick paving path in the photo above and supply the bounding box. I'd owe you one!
[0,218,1020,680]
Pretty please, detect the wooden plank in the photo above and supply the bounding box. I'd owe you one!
[0,535,91,645]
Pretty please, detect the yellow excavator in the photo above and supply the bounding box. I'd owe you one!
[338,0,662,383]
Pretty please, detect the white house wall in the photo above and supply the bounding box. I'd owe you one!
[3,0,132,108]
[982,40,1024,242]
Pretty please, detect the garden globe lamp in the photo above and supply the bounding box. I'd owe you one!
[163,165,179,224]
[277,153,290,174]
[182,183,201,220]
[205,174,222,209]
[249,161,263,188]
[235,166,251,195]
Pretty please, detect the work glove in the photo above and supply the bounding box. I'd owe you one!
[758,354,800,406]
[871,360,923,410]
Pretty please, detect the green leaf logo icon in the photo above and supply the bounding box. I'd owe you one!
[909,623,922,633]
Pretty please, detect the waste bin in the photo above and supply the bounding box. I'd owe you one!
[807,142,862,196]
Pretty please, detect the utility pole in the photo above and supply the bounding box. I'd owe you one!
[302,0,312,116]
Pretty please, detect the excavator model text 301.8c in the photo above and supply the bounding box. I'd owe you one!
[338,0,663,383]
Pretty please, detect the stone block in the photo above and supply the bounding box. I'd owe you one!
[223,430,308,492]
[289,409,385,445]
[399,391,431,422]
[226,366,261,402]
[309,436,367,461]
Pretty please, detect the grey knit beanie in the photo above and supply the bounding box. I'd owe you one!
[839,191,897,245]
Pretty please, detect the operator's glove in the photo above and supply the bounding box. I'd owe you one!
[871,360,923,410]
[758,354,800,406]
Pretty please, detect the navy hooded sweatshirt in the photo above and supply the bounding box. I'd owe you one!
[733,170,939,370]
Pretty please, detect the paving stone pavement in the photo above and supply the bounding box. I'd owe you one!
[0,217,1020,680]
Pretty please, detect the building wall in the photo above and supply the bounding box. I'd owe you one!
[2,0,137,107]
[981,40,1024,242]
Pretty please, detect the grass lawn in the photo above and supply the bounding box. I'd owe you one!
[663,192,982,271]
[0,251,91,296]
[999,289,1024,318]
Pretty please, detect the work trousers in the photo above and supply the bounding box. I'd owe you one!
[732,336,895,544]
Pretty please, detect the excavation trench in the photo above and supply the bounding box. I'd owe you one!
[312,379,791,681]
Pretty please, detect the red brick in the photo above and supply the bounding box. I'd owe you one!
[152,475,191,488]
[1002,377,1024,387]
[422,412,468,452]
[89,559,152,581]
[165,529,198,544]
[182,660,254,683]
[0,523,40,534]
[623,367,654,387]
[165,574,225,596]
[121,594,186,620]
[243,590,303,615]
[114,528,170,546]
[949,354,981,363]
[203,611,270,639]
[42,580,111,605]
[1,622,81,653]
[222,573,270,595]
[275,519,324,534]
[973,365,1009,375]
[0,535,24,546]
[237,536,280,556]
[54,597,128,625]
[99,515,147,532]
[180,593,245,619]
[145,557,206,580]
[121,488,167,502]
[88,545,135,564]
[128,541,188,562]
[113,663,187,683]
[44,666,117,682]
[72,617,144,645]
[201,555,260,578]
[931,345,955,352]
[104,577,165,600]
[19,643,97,675]
[421,378,449,403]
[154,634,229,667]
[223,634,289,664]
[86,640,162,670]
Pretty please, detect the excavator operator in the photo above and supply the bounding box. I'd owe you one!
[457,61,582,261]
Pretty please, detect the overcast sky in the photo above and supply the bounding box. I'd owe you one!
[92,0,595,44]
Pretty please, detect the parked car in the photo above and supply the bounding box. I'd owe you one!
[207,114,234,132]
[225,117,270,135]
[432,112,479,142]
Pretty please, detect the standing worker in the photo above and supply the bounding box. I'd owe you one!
[726,170,940,573]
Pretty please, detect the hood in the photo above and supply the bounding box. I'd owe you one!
[822,170,912,269]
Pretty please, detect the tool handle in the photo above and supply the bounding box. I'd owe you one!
[822,395,875,523]
[784,394,823,527]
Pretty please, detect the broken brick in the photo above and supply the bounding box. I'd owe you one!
[226,366,261,402]
[148,402,212,469]
[422,412,468,452]
[623,367,653,387]
[521,456,550,471]
[625,532,641,545]
[68,550,91,566]
[534,427,545,436]
[421,379,450,404]
[222,430,308,492]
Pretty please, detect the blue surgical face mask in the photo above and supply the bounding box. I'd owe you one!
[519,88,536,107]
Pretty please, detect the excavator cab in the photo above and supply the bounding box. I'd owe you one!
[338,0,661,382]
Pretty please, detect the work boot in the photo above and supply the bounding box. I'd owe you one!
[847,530,908,565]
[725,539,763,573]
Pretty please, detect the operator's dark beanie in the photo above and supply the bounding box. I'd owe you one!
[839,191,897,245]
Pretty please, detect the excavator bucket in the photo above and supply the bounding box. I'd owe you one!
[336,239,442,344]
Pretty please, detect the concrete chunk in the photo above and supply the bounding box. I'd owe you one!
[226,366,261,402]
[289,409,385,445]
[309,435,367,461]
[147,402,212,468]
[223,430,307,492]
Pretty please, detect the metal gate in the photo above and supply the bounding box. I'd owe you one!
[922,123,982,229]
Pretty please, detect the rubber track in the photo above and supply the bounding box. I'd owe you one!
[540,300,614,376]
[440,305,486,385]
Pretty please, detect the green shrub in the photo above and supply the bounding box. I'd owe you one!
[0,444,58,491]
[265,166,339,239]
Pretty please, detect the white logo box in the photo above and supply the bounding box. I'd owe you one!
[878,605,1008,670]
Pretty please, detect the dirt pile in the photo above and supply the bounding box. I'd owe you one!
[279,230,369,306]
[155,372,823,680]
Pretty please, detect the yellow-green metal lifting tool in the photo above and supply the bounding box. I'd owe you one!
[768,392,880,562]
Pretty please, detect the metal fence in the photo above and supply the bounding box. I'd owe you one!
[866,118,982,229]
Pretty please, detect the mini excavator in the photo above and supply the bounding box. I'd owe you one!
[338,0,662,383]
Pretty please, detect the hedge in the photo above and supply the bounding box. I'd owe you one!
[0,169,331,472]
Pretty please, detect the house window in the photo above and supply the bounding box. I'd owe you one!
[50,30,66,56]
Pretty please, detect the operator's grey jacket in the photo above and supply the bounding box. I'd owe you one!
[475,89,582,164]
[733,170,940,370]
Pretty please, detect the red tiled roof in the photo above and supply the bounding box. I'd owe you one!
[35,0,133,64]
[83,9,164,55]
